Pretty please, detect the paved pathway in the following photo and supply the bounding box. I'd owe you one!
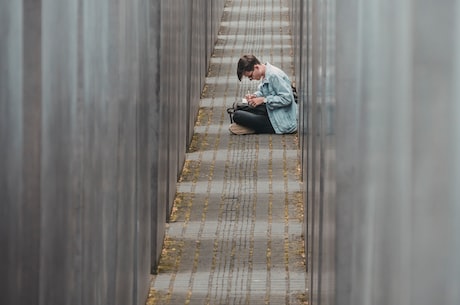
[148,1,307,304]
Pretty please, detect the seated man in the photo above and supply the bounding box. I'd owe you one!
[229,54,298,135]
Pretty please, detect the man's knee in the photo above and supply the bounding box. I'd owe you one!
[232,110,246,124]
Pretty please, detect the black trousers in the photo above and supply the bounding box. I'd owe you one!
[233,105,275,134]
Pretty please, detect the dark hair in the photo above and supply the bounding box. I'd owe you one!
[237,55,261,81]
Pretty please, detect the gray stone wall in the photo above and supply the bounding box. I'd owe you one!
[0,1,225,305]
[291,0,460,304]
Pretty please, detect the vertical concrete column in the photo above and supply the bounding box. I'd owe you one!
[149,0,166,274]
[1,0,157,304]
[335,1,460,305]
[292,0,460,304]
[0,1,42,305]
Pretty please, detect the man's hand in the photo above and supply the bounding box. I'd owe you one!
[247,96,265,107]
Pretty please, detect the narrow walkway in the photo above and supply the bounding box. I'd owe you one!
[148,1,306,304]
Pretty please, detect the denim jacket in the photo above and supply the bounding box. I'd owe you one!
[254,63,298,134]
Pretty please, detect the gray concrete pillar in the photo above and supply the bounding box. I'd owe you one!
[292,0,460,304]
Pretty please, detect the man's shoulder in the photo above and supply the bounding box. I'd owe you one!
[266,63,288,78]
